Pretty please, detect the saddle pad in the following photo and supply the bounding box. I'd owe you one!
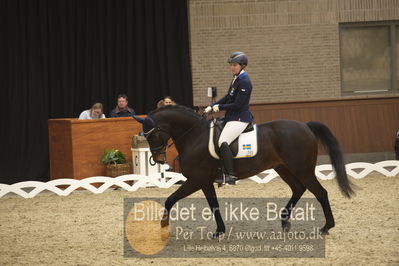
[208,121,258,159]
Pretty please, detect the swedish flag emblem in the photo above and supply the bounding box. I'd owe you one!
[242,144,252,150]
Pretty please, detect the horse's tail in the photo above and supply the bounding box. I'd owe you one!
[307,121,355,198]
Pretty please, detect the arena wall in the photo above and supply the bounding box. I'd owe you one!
[188,0,399,106]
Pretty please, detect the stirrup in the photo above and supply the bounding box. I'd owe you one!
[214,176,224,184]
[224,174,237,185]
[214,173,237,185]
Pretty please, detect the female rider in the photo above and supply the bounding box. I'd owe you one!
[205,51,253,184]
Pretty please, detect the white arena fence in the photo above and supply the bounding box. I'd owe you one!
[0,161,398,199]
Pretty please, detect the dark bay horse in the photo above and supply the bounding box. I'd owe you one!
[142,105,354,236]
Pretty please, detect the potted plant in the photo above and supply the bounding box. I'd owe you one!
[101,149,132,177]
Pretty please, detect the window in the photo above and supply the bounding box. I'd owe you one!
[340,21,398,94]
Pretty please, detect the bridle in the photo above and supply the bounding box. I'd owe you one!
[143,113,207,164]
[143,117,170,161]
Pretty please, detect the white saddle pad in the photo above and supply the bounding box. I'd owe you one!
[208,121,258,159]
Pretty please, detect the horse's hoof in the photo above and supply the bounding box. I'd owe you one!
[226,180,236,185]
[161,226,170,241]
[212,232,225,239]
[319,227,329,235]
[282,221,291,232]
[161,219,169,228]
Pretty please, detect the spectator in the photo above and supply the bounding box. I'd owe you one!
[163,96,176,106]
[157,96,176,108]
[79,103,105,119]
[110,94,136,118]
[157,99,165,108]
[110,94,145,123]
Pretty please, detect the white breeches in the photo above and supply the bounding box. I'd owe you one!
[218,121,249,147]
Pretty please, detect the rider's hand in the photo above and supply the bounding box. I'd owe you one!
[204,106,212,113]
[212,105,219,112]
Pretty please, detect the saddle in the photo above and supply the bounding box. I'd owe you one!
[208,118,258,159]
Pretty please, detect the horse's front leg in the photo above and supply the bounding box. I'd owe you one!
[202,182,225,238]
[161,178,202,228]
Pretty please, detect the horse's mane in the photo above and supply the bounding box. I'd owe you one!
[148,105,202,120]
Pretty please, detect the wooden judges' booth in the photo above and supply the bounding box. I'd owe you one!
[48,117,179,180]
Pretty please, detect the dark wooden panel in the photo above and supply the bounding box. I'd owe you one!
[70,118,140,180]
[48,120,74,179]
[49,116,179,180]
[249,96,399,153]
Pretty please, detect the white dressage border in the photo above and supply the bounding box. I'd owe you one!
[0,160,398,199]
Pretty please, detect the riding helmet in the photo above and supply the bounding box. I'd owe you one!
[227,51,248,66]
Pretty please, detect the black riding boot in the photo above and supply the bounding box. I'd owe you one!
[215,142,237,185]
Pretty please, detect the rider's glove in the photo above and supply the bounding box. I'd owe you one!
[212,105,219,112]
[204,106,212,113]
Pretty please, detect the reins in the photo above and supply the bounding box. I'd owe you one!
[166,112,208,149]
[143,111,208,165]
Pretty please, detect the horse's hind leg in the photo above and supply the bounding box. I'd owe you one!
[274,165,306,232]
[161,179,202,227]
[202,182,225,238]
[295,171,335,235]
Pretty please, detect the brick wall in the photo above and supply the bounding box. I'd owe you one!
[188,0,399,106]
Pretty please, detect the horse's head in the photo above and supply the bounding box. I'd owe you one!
[142,105,205,164]
[142,115,170,164]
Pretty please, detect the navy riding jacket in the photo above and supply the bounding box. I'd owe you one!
[212,71,253,123]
